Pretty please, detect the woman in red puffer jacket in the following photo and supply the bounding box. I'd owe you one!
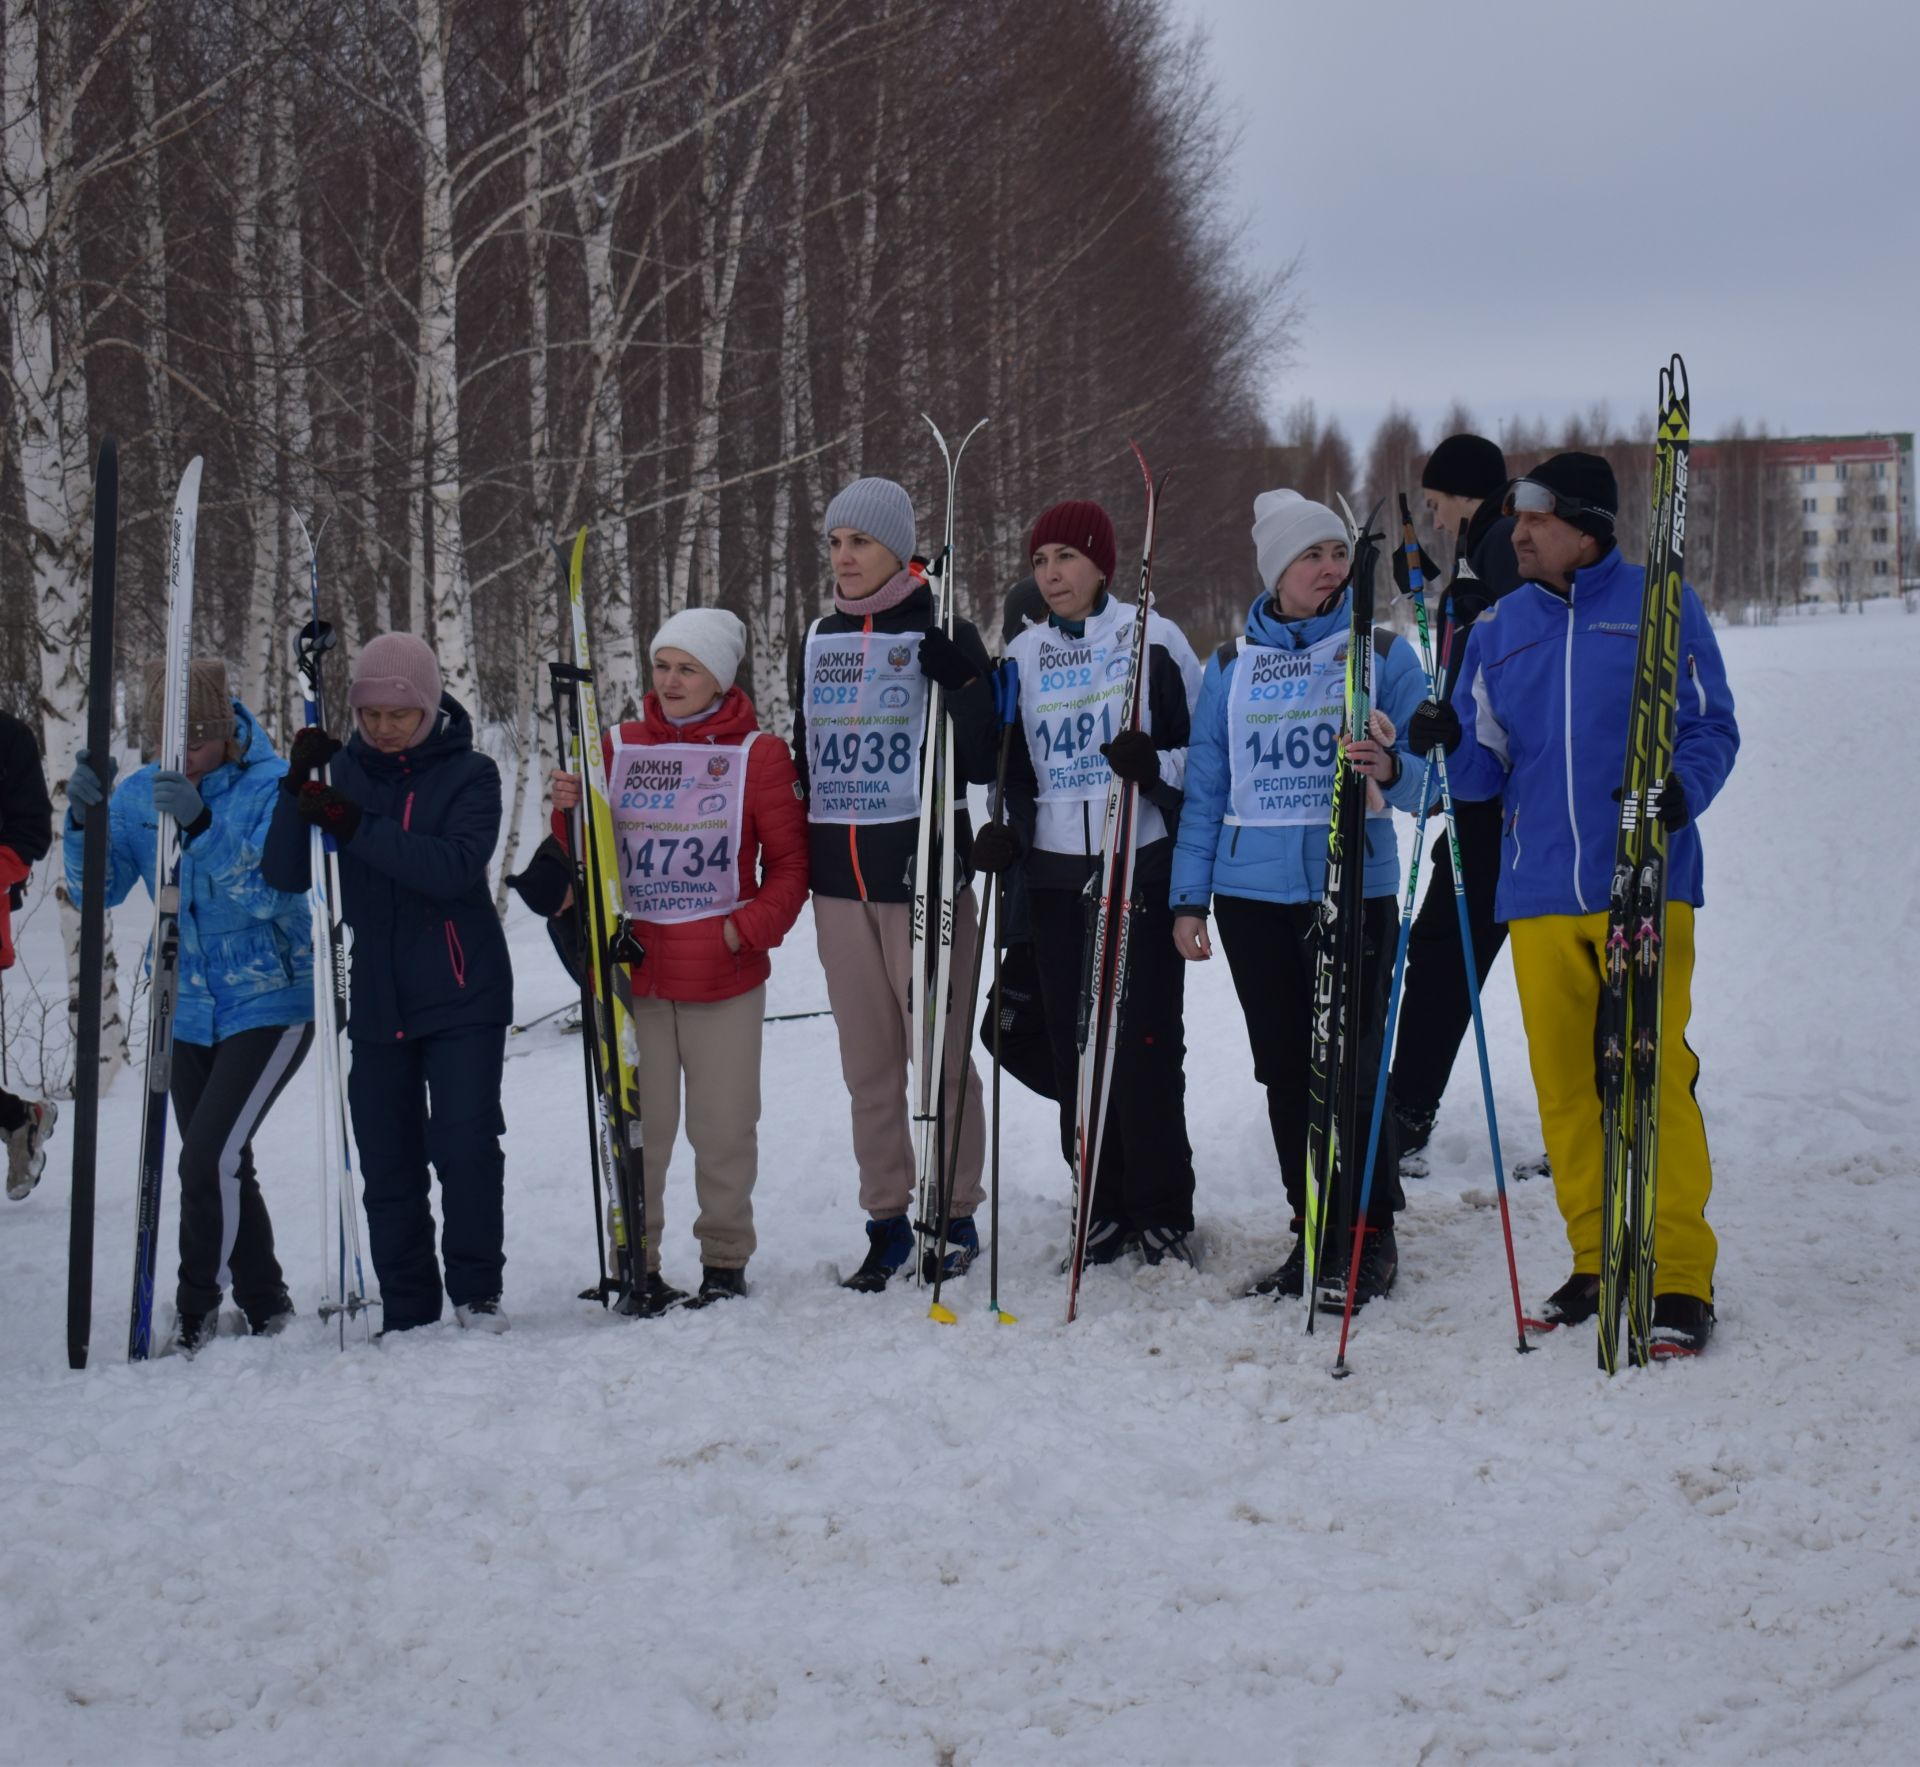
[550,608,808,1309]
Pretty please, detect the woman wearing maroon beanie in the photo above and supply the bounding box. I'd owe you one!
[971,498,1204,1272]
[263,631,515,1335]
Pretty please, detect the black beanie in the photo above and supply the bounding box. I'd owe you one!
[1526,451,1619,543]
[1001,576,1046,646]
[1422,434,1508,500]
[506,834,575,919]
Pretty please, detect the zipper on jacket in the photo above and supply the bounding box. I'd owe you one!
[403,789,416,832]
[1562,598,1588,912]
[1688,652,1706,714]
[848,613,872,901]
[1508,809,1522,872]
[444,919,467,988]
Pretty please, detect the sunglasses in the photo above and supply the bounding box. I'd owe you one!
[1502,478,1616,529]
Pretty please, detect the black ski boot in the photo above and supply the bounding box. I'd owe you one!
[1139,1226,1197,1269]
[172,1309,218,1357]
[1351,1226,1398,1304]
[1059,1216,1131,1274]
[1524,1272,1599,1332]
[1391,1098,1436,1178]
[631,1272,689,1316]
[1649,1294,1715,1359]
[246,1292,296,1337]
[1247,1235,1306,1299]
[686,1266,748,1309]
[842,1215,914,1293]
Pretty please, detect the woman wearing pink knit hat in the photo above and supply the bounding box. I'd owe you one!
[263,630,515,1334]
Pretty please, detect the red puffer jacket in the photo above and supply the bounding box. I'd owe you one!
[554,686,809,1004]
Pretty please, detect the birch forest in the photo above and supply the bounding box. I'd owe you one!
[2,0,1293,838]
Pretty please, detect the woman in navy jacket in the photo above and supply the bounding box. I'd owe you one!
[263,633,514,1334]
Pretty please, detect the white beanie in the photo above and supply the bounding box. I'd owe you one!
[1251,490,1348,592]
[651,607,746,692]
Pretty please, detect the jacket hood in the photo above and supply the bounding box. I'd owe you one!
[349,691,476,774]
[199,702,278,799]
[639,683,760,743]
[1244,587,1351,653]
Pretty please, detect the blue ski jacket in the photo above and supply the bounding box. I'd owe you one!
[63,703,314,1046]
[1444,545,1740,920]
[1170,589,1430,913]
[262,695,512,1044]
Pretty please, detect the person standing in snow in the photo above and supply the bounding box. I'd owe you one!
[1407,452,1738,1356]
[790,476,999,1292]
[546,607,809,1310]
[2,710,59,1199]
[262,633,514,1336]
[63,661,313,1351]
[970,501,1203,1267]
[1169,491,1429,1305]
[1384,434,1524,1167]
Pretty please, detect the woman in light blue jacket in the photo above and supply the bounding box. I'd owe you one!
[1169,492,1427,1304]
[66,659,313,1353]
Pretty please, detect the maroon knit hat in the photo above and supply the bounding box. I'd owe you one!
[1027,500,1117,585]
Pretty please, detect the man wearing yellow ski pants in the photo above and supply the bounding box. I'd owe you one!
[1508,906,1715,1299]
[1405,451,1739,1353]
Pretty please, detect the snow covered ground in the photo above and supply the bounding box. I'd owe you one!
[3,600,1917,1765]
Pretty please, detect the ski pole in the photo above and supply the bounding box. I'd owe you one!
[929,656,1020,1324]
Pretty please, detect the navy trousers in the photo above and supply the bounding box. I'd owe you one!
[348,1026,507,1328]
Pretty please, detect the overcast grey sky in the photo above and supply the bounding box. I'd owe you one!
[1173,0,1919,452]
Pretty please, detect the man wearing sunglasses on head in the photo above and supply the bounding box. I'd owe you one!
[1403,451,1739,1357]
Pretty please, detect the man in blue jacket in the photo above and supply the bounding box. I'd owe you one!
[1409,453,1739,1355]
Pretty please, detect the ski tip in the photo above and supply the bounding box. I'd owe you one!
[928,1302,958,1326]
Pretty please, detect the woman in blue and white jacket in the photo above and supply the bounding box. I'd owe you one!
[1169,491,1428,1303]
[65,660,313,1352]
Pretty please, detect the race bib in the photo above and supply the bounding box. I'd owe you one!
[607,739,754,923]
[1226,631,1384,826]
[802,626,928,824]
[1020,628,1136,802]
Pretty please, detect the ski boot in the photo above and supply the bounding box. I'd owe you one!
[842,1215,914,1293]
[1523,1273,1599,1333]
[685,1266,749,1309]
[1649,1294,1715,1359]
[4,1099,57,1201]
[920,1216,979,1283]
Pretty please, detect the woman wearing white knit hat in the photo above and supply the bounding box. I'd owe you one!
[792,474,1001,1293]
[548,605,808,1309]
[1167,490,1431,1308]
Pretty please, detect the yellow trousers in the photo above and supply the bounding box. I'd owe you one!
[1508,905,1716,1300]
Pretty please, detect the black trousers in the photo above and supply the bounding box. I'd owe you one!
[977,938,1058,1103]
[1028,882,1195,1232]
[1387,797,1507,1118]
[1213,893,1402,1231]
[169,1021,313,1321]
[349,1025,507,1328]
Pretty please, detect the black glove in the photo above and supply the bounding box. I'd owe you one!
[287,727,343,786]
[918,627,975,691]
[1655,772,1690,830]
[969,821,1019,876]
[1406,699,1462,758]
[1100,729,1161,787]
[296,782,362,845]
[1390,541,1440,597]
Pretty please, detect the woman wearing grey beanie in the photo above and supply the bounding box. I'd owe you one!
[793,475,1000,1292]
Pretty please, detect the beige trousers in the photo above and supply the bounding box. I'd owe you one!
[813,894,987,1221]
[630,984,764,1271]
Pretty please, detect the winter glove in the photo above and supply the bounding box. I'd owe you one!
[1390,541,1440,597]
[67,748,118,812]
[296,782,362,845]
[1444,583,1490,629]
[287,726,343,786]
[969,821,1019,876]
[917,627,975,691]
[1100,729,1161,788]
[150,769,211,839]
[1657,772,1690,830]
[1406,699,1462,758]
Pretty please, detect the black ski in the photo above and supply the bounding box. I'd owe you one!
[66,435,117,1371]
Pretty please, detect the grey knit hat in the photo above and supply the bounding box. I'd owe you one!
[824,476,916,570]
[1251,489,1348,591]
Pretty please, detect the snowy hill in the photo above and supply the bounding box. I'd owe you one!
[3,601,1916,1764]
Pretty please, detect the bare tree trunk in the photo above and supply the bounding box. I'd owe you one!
[415,0,473,695]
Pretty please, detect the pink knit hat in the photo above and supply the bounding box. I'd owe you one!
[349,632,443,715]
